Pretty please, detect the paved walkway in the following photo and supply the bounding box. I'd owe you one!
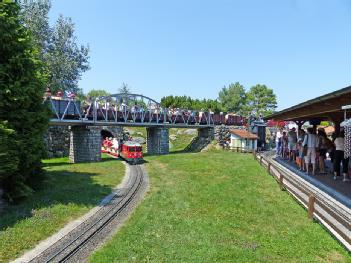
[274,157,351,209]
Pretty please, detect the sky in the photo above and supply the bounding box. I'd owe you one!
[48,0,351,110]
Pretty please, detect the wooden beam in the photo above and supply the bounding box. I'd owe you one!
[308,194,316,219]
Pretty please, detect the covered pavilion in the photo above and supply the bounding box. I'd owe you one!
[264,86,351,207]
[262,86,351,251]
[265,86,351,131]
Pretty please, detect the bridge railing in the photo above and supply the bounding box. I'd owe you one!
[45,94,215,126]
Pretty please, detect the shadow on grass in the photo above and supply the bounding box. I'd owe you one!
[42,155,119,168]
[0,169,113,232]
[143,150,194,158]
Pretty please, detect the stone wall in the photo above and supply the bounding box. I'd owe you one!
[215,125,245,146]
[101,126,124,140]
[146,127,169,155]
[185,127,215,152]
[44,125,124,159]
[44,126,70,158]
[69,126,102,163]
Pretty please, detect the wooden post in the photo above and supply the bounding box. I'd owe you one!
[253,150,256,160]
[260,156,263,165]
[279,174,284,190]
[308,195,316,219]
[267,162,271,173]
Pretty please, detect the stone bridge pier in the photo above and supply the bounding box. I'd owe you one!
[69,126,102,163]
[198,127,215,141]
[184,127,215,152]
[146,127,169,155]
[68,126,123,163]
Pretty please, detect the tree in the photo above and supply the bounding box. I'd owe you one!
[87,89,110,99]
[245,84,277,117]
[218,82,246,113]
[21,0,90,94]
[119,82,131,95]
[160,95,223,112]
[0,1,49,201]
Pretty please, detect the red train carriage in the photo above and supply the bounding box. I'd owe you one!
[101,138,119,157]
[119,141,143,164]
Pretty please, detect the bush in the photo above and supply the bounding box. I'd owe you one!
[0,2,49,201]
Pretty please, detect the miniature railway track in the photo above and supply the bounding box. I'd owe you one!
[30,164,144,263]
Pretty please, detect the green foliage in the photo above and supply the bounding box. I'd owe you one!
[21,0,90,94]
[218,82,246,113]
[160,82,277,116]
[0,2,49,201]
[87,89,111,99]
[119,82,131,94]
[320,121,332,127]
[160,95,223,113]
[245,84,277,116]
[0,122,19,186]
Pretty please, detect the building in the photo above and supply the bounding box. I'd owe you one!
[230,129,259,152]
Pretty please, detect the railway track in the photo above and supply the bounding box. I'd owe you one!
[29,164,146,263]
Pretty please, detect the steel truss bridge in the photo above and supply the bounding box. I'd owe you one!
[47,93,215,128]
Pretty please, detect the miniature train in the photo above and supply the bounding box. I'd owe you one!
[48,98,247,126]
[101,138,143,164]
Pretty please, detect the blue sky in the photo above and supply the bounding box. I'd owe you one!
[49,0,351,110]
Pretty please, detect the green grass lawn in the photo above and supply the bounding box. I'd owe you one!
[90,151,350,263]
[169,128,196,152]
[0,155,124,263]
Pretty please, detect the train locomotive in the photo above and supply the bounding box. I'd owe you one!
[119,141,143,164]
[101,138,143,164]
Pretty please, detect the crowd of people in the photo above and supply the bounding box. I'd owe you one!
[275,126,351,182]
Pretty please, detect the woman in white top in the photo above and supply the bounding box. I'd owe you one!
[333,130,350,181]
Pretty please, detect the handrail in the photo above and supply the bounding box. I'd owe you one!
[46,97,215,127]
[254,151,351,252]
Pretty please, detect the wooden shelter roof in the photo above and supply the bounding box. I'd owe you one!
[265,86,351,122]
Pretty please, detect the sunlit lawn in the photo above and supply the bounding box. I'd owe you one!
[169,128,196,152]
[91,151,350,263]
[0,155,124,263]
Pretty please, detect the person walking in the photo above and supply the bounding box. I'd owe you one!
[333,130,350,181]
[303,128,319,175]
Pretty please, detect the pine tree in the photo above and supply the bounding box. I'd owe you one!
[0,1,49,201]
